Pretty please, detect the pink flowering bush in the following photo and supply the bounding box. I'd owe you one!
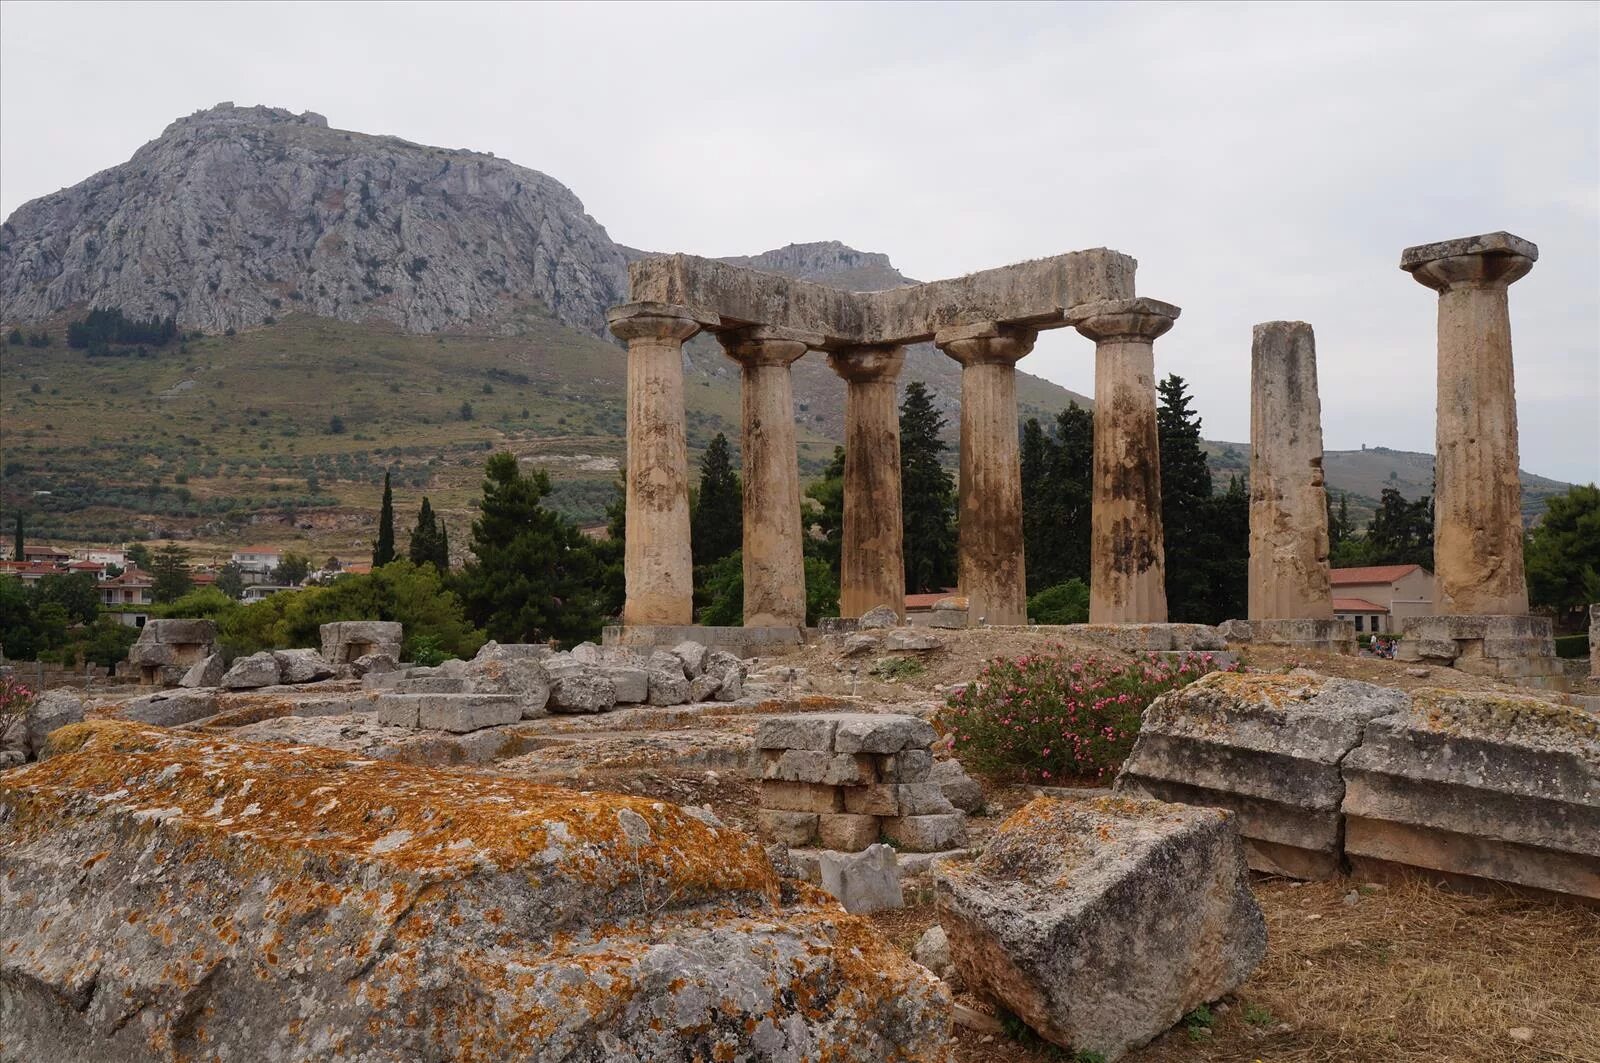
[0,674,36,748]
[936,648,1235,784]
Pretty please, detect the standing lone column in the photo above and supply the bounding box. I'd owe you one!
[718,325,821,628]
[608,302,718,626]
[936,322,1037,626]
[1065,298,1181,624]
[827,345,907,620]
[1401,232,1537,616]
[1248,321,1334,621]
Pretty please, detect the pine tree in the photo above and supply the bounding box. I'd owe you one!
[1157,374,1247,622]
[456,453,603,644]
[1020,403,1093,593]
[373,472,396,567]
[899,381,957,594]
[150,543,194,604]
[690,433,742,565]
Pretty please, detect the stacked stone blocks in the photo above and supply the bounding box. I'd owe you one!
[755,713,964,852]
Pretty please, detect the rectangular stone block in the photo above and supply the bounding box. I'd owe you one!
[376,696,421,729]
[761,780,844,814]
[754,715,840,752]
[818,813,881,852]
[842,784,900,817]
[832,714,938,755]
[878,749,933,783]
[415,695,523,734]
[897,782,957,816]
[758,809,819,847]
[760,749,877,786]
[607,667,649,704]
[882,813,966,852]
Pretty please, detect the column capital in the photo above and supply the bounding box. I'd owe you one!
[607,301,719,343]
[1065,297,1180,343]
[1401,232,1537,293]
[934,321,1037,366]
[827,344,905,383]
[716,324,822,367]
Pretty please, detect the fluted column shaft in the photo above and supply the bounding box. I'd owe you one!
[608,302,715,625]
[828,346,907,619]
[1249,321,1334,620]
[719,326,819,628]
[937,323,1036,626]
[1402,233,1536,616]
[1066,298,1180,624]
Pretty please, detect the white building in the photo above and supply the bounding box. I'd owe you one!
[1330,564,1436,635]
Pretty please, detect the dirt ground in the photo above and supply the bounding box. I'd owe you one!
[868,874,1600,1063]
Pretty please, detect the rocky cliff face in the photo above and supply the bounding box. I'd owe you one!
[0,103,630,337]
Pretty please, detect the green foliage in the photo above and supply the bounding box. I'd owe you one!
[1347,487,1434,568]
[5,328,22,347]
[1554,634,1590,659]
[271,551,312,586]
[804,446,845,578]
[66,308,177,352]
[407,633,452,666]
[690,432,742,565]
[1027,578,1090,624]
[1183,1003,1216,1042]
[900,381,956,594]
[455,453,604,645]
[77,615,140,668]
[34,572,99,625]
[125,543,152,571]
[373,471,396,566]
[1242,1003,1276,1027]
[407,497,450,571]
[11,512,21,562]
[1020,404,1092,593]
[938,649,1234,783]
[1526,484,1600,620]
[1158,376,1248,622]
[215,561,245,600]
[873,656,924,680]
[592,478,626,620]
[803,554,839,625]
[696,550,745,626]
[150,543,194,604]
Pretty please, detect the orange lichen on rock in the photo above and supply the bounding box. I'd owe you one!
[1,720,952,1062]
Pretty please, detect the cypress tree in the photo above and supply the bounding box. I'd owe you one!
[1021,403,1093,593]
[373,472,396,567]
[409,497,449,570]
[1157,374,1247,621]
[12,512,22,563]
[690,433,742,565]
[899,381,957,594]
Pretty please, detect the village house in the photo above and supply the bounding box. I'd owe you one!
[1330,564,1436,634]
[230,545,282,584]
[99,568,155,608]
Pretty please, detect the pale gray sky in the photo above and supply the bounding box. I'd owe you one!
[3,1,1597,482]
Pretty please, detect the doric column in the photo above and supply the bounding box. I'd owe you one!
[718,325,821,628]
[1065,298,1180,624]
[607,301,718,626]
[827,345,907,619]
[935,322,1037,626]
[1401,232,1537,616]
[1248,321,1334,621]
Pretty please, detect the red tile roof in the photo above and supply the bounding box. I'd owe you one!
[1333,597,1389,613]
[905,590,958,610]
[1329,564,1423,586]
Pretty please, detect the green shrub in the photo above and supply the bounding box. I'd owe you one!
[1555,633,1589,660]
[1027,578,1089,624]
[936,648,1233,784]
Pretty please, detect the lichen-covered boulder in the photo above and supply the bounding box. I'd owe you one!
[0,721,954,1062]
[219,651,281,690]
[178,652,225,688]
[1340,687,1600,900]
[936,795,1265,1061]
[25,688,86,758]
[1115,671,1405,878]
[273,648,337,684]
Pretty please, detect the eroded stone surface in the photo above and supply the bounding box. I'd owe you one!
[0,722,953,1061]
[220,651,281,690]
[936,795,1264,1059]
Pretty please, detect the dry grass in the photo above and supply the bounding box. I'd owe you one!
[869,873,1600,1063]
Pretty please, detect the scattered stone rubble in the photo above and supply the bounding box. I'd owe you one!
[935,794,1265,1060]
[0,721,952,1061]
[754,712,966,853]
[1116,670,1600,900]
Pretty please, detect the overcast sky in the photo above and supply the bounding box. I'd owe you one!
[3,1,1597,483]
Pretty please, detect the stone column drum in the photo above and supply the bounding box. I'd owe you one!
[719,326,820,628]
[1248,321,1334,621]
[936,322,1037,626]
[1401,232,1537,616]
[828,345,907,620]
[608,302,716,626]
[1066,299,1180,624]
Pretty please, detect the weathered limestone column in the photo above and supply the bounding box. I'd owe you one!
[608,302,717,626]
[718,325,821,628]
[936,322,1037,626]
[1248,321,1334,621]
[827,345,907,620]
[1401,232,1537,616]
[1065,298,1180,624]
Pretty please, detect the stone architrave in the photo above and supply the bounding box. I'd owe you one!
[717,325,821,628]
[1248,321,1334,622]
[1401,232,1537,616]
[1065,298,1181,624]
[827,345,907,620]
[935,322,1037,627]
[607,302,717,626]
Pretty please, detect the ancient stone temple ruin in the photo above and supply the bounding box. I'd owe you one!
[608,249,1181,634]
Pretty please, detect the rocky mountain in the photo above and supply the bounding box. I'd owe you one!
[0,104,630,337]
